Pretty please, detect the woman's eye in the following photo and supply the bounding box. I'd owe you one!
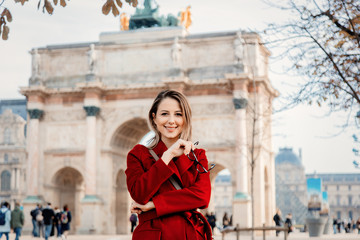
[176,113,183,116]
[161,113,168,116]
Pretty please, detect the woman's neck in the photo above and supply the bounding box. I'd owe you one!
[161,137,177,148]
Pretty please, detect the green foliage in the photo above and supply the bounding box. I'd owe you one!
[263,0,360,112]
[0,0,138,40]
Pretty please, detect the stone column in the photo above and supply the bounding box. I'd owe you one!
[232,97,252,228]
[25,109,43,200]
[233,98,249,195]
[11,168,15,190]
[15,168,20,190]
[227,74,252,228]
[78,105,102,234]
[21,109,44,235]
[83,106,100,199]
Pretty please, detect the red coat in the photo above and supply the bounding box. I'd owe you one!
[126,140,212,240]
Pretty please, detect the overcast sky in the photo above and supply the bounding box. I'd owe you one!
[0,0,358,174]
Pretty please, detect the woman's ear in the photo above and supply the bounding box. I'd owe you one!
[152,112,156,120]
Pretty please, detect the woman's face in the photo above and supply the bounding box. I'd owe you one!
[153,97,184,146]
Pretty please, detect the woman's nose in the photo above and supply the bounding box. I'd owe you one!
[168,114,175,124]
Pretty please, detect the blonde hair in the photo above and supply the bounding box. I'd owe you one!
[147,90,192,149]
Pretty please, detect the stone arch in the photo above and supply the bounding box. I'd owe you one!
[1,170,11,191]
[110,117,150,234]
[51,167,84,234]
[115,169,129,234]
[103,106,150,149]
[110,118,150,152]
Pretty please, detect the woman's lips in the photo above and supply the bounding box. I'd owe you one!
[165,126,177,132]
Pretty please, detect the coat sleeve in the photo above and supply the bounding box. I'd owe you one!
[6,210,11,222]
[21,211,24,225]
[10,212,14,228]
[152,149,211,217]
[126,145,175,204]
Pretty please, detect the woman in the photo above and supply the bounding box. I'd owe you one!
[53,207,62,238]
[60,205,71,239]
[126,90,213,240]
[273,209,282,236]
[285,213,293,234]
[222,212,230,229]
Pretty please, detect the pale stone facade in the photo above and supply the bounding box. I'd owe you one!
[276,148,360,225]
[20,26,277,234]
[0,109,27,205]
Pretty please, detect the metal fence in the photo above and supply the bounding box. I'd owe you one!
[220,224,289,240]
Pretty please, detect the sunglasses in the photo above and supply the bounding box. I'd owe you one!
[186,141,216,174]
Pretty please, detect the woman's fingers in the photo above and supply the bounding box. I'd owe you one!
[183,142,192,155]
[183,140,197,155]
[131,202,143,214]
[131,201,155,212]
[177,139,198,155]
[131,208,142,214]
[168,139,198,157]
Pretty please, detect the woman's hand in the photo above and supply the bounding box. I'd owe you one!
[131,201,155,214]
[162,139,195,165]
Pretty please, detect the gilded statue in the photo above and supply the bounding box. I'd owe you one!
[120,12,130,31]
[180,6,192,30]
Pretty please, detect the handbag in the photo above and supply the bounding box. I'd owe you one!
[36,211,44,222]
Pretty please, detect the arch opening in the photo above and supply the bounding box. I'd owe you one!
[111,118,150,152]
[51,167,84,234]
[111,117,150,234]
[210,166,233,229]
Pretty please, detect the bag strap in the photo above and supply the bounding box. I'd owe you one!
[149,149,182,190]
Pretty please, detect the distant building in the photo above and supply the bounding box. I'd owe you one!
[213,174,233,223]
[306,173,360,221]
[0,99,27,120]
[275,147,307,224]
[0,108,27,205]
[276,147,360,224]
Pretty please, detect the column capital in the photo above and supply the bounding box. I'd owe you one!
[83,106,100,117]
[27,109,44,119]
[233,98,248,109]
[234,192,251,200]
[22,195,44,204]
[81,195,102,203]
